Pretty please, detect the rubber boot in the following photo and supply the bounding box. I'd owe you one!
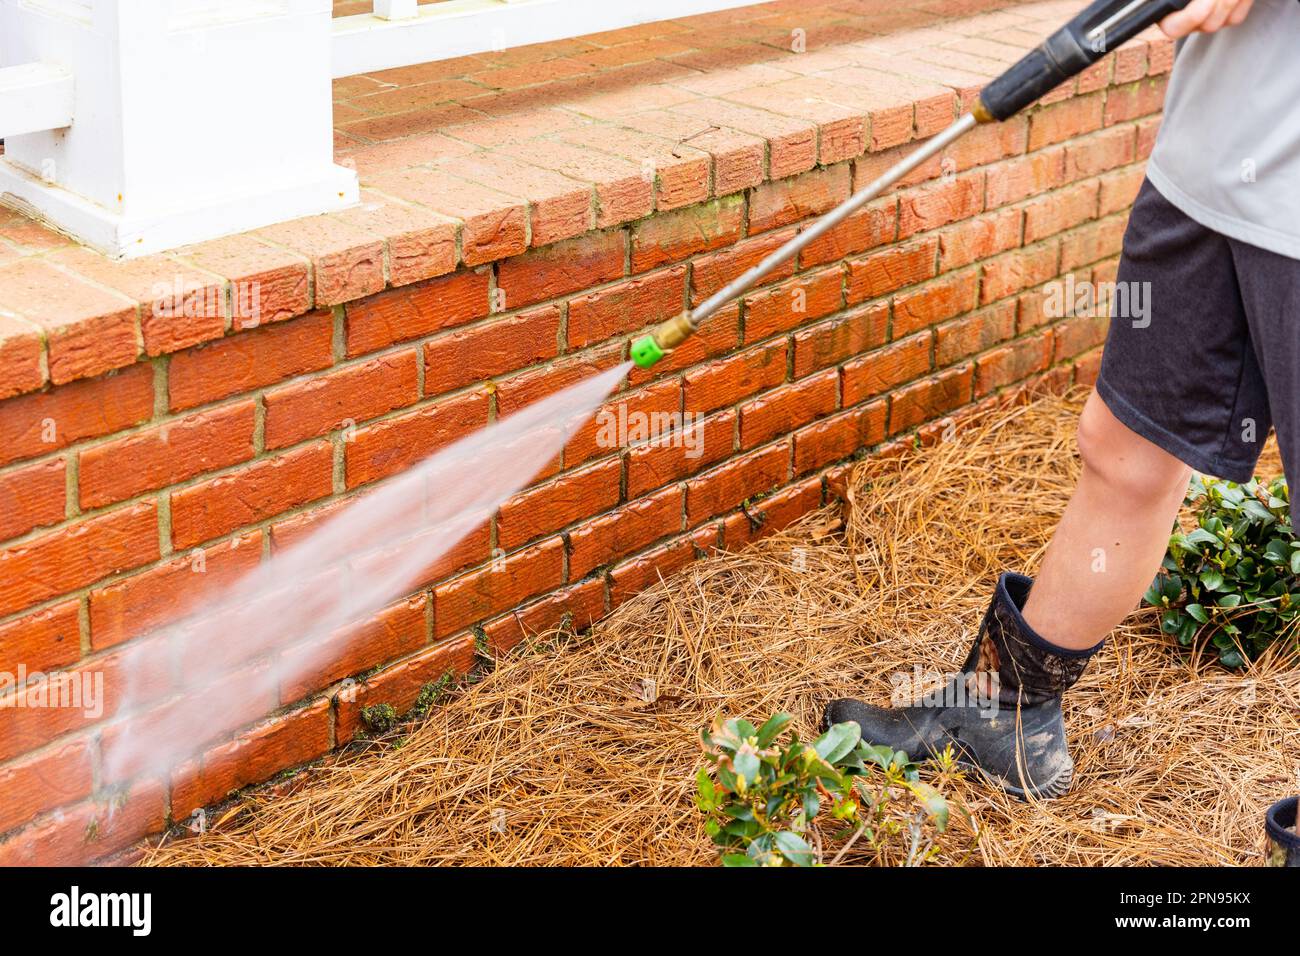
[1265,796,1300,867]
[824,572,1102,800]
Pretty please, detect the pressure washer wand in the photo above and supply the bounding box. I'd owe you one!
[630,0,1191,369]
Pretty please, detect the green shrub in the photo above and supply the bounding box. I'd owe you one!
[1145,475,1300,668]
[695,714,963,867]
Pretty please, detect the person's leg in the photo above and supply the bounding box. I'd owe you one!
[1021,392,1192,651]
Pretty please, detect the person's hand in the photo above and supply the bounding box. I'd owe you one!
[1160,0,1254,38]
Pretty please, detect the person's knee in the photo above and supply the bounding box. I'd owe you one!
[1076,394,1191,502]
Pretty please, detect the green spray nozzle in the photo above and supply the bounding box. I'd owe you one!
[631,335,664,368]
[631,313,696,370]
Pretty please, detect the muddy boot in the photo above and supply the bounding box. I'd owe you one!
[824,572,1102,800]
[1265,797,1300,867]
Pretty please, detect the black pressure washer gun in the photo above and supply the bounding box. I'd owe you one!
[630,0,1190,369]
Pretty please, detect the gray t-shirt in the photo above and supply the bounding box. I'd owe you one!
[1146,0,1300,259]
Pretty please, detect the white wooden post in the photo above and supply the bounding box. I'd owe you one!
[373,0,420,19]
[0,0,358,260]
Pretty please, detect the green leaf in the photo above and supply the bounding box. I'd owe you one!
[1199,569,1224,591]
[813,721,861,764]
[755,712,792,748]
[772,831,815,866]
[732,744,760,785]
[1185,603,1209,624]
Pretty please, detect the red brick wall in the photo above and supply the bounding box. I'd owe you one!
[0,45,1169,863]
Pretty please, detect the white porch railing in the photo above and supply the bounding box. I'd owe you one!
[0,0,758,260]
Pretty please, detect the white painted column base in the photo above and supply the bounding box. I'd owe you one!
[0,159,359,260]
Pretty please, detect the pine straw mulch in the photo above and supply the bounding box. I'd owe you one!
[144,386,1300,866]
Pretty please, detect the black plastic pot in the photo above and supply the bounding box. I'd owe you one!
[1265,796,1300,867]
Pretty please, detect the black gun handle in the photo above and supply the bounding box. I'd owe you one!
[976,0,1191,122]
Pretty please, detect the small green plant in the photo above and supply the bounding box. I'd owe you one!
[1146,474,1300,668]
[695,714,963,867]
[360,702,398,733]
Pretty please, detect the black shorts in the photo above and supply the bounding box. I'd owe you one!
[1097,179,1299,485]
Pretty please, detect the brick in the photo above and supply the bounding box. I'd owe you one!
[1097,166,1145,218]
[346,390,490,488]
[79,400,257,508]
[893,269,980,337]
[494,343,624,416]
[50,246,228,357]
[0,777,167,866]
[671,97,818,180]
[335,194,460,288]
[568,267,686,348]
[0,501,158,618]
[937,207,1022,270]
[0,740,94,837]
[686,440,790,524]
[935,300,1018,365]
[0,457,66,541]
[496,230,626,310]
[0,638,172,765]
[88,530,263,650]
[483,579,606,655]
[498,458,622,549]
[0,315,45,400]
[722,79,866,164]
[566,378,682,466]
[684,340,787,415]
[691,227,799,304]
[889,364,974,434]
[1027,92,1104,151]
[558,125,710,211]
[792,400,887,474]
[608,534,699,607]
[433,537,564,638]
[1064,126,1136,181]
[424,304,562,397]
[1103,77,1168,127]
[626,409,735,498]
[980,242,1059,305]
[975,333,1052,397]
[897,171,984,239]
[567,486,682,579]
[440,153,594,247]
[722,477,822,550]
[1074,347,1104,387]
[739,369,838,449]
[256,214,385,306]
[171,698,332,819]
[0,260,139,385]
[792,303,889,378]
[618,109,765,195]
[278,595,428,704]
[744,268,844,342]
[1053,312,1110,362]
[497,139,653,229]
[169,310,334,411]
[799,198,897,268]
[0,600,80,677]
[846,236,938,302]
[264,350,419,450]
[749,165,851,235]
[1023,180,1099,243]
[336,635,477,743]
[170,443,333,549]
[984,148,1066,207]
[629,196,745,273]
[1061,215,1127,271]
[367,167,527,266]
[177,233,311,328]
[842,333,931,405]
[345,269,490,358]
